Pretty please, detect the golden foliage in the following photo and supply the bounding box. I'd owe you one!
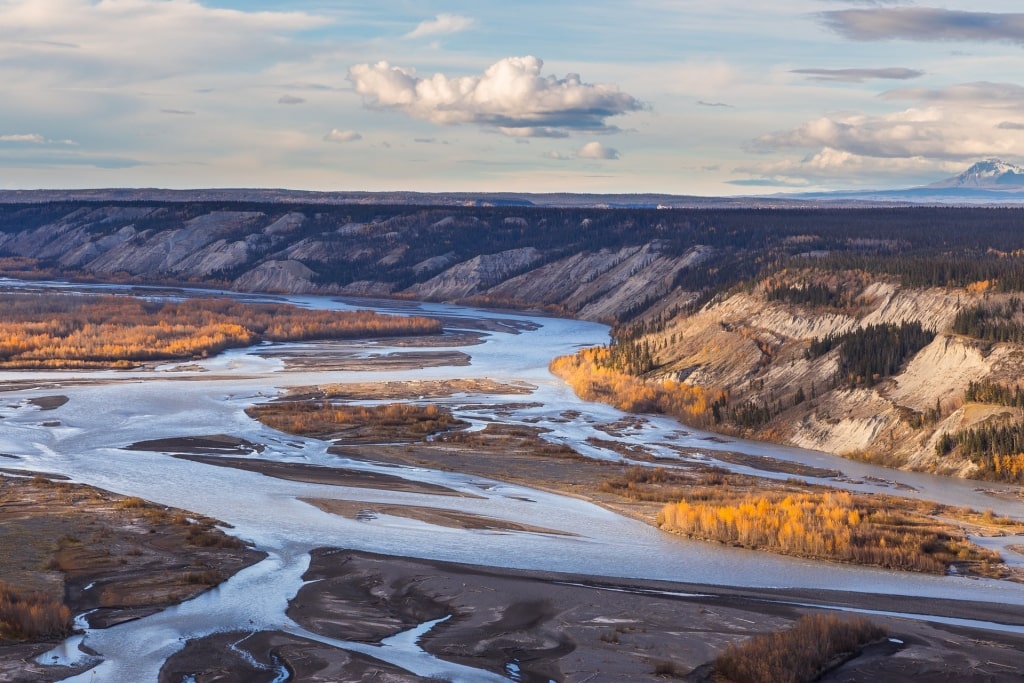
[657,490,1000,573]
[550,347,724,422]
[0,582,72,642]
[713,614,885,683]
[966,279,993,294]
[992,452,1024,481]
[0,292,441,368]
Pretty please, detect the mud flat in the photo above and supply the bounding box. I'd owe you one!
[164,549,1024,682]
[257,347,472,372]
[171,454,478,497]
[0,473,264,682]
[302,498,574,535]
[297,377,536,401]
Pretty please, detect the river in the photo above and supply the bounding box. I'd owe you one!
[1,280,1023,680]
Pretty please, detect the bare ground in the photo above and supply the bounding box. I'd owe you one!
[163,549,1024,683]
[0,473,264,682]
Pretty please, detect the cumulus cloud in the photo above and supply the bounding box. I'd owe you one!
[405,14,475,39]
[821,9,1024,44]
[323,129,362,143]
[751,79,1024,174]
[791,67,924,82]
[278,95,306,105]
[347,56,643,138]
[576,141,620,160]
[751,100,1024,162]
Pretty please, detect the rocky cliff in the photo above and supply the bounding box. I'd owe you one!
[631,270,1024,476]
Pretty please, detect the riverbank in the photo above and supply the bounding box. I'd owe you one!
[0,473,264,682]
[164,549,1024,682]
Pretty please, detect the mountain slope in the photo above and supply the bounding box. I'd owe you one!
[927,159,1024,189]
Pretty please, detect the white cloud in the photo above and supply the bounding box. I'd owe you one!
[751,105,1024,160]
[0,0,329,85]
[0,133,76,145]
[576,141,620,160]
[323,128,362,143]
[405,13,476,39]
[545,141,621,161]
[735,148,965,186]
[0,133,44,143]
[347,56,644,137]
[278,95,306,105]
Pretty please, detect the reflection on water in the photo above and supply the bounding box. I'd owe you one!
[2,282,1024,679]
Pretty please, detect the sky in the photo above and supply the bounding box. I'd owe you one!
[4,1,1024,195]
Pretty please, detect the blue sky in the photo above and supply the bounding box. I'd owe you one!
[3,1,1024,195]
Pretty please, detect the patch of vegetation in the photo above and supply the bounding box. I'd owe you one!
[248,401,466,441]
[807,321,934,388]
[765,281,847,309]
[550,346,724,424]
[0,582,72,642]
[0,292,440,369]
[936,422,1024,482]
[713,614,885,683]
[964,380,1024,407]
[657,489,1000,574]
[953,299,1024,342]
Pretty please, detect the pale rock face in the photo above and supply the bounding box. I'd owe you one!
[84,212,264,276]
[406,247,542,299]
[642,279,1024,473]
[233,260,317,293]
[170,235,264,277]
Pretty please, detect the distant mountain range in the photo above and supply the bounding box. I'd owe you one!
[2,161,1024,208]
[789,159,1024,205]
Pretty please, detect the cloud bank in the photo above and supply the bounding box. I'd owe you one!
[791,67,923,82]
[347,56,643,138]
[821,9,1024,44]
[751,80,1024,165]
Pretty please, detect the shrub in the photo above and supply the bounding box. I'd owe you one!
[713,614,885,683]
[0,582,72,641]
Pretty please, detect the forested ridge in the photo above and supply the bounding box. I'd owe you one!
[3,202,1024,313]
[7,201,1024,477]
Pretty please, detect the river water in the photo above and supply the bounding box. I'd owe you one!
[2,281,1024,680]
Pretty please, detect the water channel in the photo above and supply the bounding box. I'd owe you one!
[2,280,1023,679]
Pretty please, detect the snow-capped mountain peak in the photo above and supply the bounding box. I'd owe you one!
[928,159,1024,188]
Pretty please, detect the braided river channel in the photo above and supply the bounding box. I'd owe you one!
[2,280,1024,680]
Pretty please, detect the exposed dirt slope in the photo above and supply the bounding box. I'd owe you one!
[636,270,1024,474]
